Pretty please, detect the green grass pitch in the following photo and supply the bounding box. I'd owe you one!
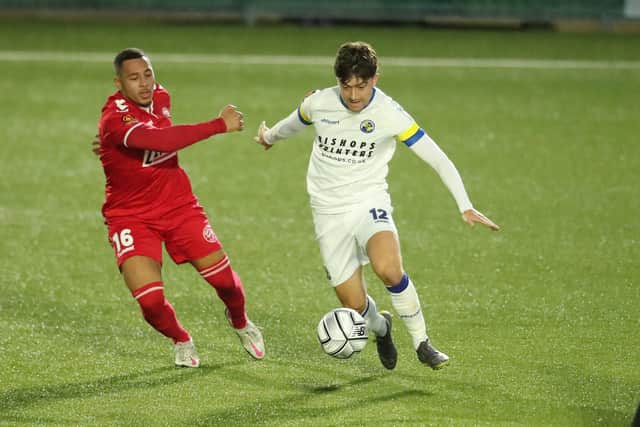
[0,19,638,426]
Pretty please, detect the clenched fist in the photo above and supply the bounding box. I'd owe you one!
[219,104,244,132]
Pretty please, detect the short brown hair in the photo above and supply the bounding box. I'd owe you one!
[334,41,378,84]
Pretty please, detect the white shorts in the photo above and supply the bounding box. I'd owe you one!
[312,196,399,286]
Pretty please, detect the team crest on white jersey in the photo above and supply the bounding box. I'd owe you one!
[202,224,218,243]
[360,119,375,133]
[142,150,177,167]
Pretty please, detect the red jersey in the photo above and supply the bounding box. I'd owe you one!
[98,84,226,220]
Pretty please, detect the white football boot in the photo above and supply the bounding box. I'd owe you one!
[226,309,265,360]
[174,339,200,368]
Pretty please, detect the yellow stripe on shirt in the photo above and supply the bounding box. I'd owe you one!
[297,106,312,125]
[396,122,420,143]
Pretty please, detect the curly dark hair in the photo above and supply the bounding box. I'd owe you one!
[334,41,378,84]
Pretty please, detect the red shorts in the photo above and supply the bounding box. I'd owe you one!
[105,203,223,266]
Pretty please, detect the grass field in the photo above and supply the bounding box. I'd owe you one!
[0,19,639,426]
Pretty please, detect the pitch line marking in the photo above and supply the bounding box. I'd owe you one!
[0,50,639,69]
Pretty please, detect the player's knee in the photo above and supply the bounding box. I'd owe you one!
[370,260,402,286]
[341,295,367,313]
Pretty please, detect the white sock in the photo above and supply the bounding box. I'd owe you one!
[387,274,428,350]
[360,295,388,337]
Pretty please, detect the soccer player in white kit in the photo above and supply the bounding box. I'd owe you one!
[255,41,500,370]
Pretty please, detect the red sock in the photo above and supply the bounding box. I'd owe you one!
[132,282,190,344]
[199,256,247,329]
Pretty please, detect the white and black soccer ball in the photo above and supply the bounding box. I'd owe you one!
[316,308,368,359]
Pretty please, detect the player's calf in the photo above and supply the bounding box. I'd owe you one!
[132,281,191,343]
[199,256,248,329]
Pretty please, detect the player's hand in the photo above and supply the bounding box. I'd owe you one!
[462,208,500,231]
[219,104,244,132]
[92,134,100,156]
[254,121,273,150]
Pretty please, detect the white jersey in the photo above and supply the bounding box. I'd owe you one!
[298,86,423,214]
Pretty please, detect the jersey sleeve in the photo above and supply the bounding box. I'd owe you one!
[124,119,227,151]
[100,109,227,152]
[263,90,316,145]
[297,91,316,125]
[396,122,426,147]
[390,102,425,147]
[408,133,473,213]
[99,110,140,149]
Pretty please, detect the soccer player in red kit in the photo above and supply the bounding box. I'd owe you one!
[97,47,265,367]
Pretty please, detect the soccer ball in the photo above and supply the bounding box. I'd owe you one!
[316,308,368,359]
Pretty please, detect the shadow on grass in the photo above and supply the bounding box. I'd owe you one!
[191,388,432,426]
[0,363,230,415]
[406,375,634,427]
[298,372,388,394]
[187,369,433,426]
[187,362,632,427]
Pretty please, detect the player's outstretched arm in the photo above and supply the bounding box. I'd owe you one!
[254,90,316,150]
[462,208,500,231]
[405,131,500,231]
[121,116,228,152]
[100,104,240,153]
[253,109,308,150]
[219,104,244,132]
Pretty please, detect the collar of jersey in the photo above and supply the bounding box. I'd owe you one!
[141,102,153,114]
[339,87,377,112]
[127,98,156,118]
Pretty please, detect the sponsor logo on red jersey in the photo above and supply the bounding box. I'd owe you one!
[122,114,138,124]
[142,150,177,167]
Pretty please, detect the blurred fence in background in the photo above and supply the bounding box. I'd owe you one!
[1,0,638,26]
